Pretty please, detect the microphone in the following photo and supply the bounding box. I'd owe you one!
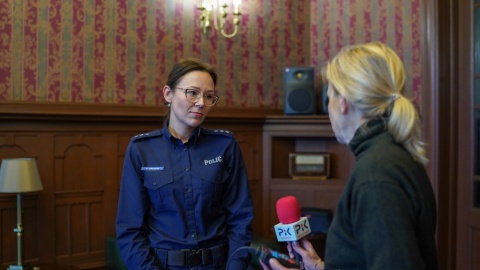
[274,196,311,242]
[274,196,311,268]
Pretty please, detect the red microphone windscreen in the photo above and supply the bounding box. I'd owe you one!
[276,196,301,224]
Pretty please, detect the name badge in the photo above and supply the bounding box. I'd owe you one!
[141,167,164,171]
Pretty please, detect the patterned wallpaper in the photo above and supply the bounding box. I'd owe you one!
[0,0,421,109]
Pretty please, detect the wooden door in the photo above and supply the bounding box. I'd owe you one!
[457,0,480,269]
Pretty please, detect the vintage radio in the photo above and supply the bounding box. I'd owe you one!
[288,152,330,180]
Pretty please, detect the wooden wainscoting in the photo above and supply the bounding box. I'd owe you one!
[0,102,280,269]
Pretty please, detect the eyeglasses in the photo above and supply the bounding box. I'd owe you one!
[176,87,219,106]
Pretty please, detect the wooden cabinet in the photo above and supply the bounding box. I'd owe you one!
[261,115,355,239]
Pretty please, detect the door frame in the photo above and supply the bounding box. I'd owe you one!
[457,0,477,269]
[423,0,462,269]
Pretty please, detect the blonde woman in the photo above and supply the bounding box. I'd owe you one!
[262,42,438,270]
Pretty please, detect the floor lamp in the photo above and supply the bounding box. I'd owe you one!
[0,158,43,270]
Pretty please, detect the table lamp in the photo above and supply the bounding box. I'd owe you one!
[0,158,43,270]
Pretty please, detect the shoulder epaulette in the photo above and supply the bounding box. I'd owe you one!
[201,128,233,137]
[131,130,162,141]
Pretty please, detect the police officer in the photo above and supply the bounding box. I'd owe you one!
[116,58,254,269]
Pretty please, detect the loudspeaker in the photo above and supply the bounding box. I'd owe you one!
[284,67,315,115]
[321,83,329,115]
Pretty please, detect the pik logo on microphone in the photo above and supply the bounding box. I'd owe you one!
[295,219,310,233]
[274,217,311,242]
[277,228,292,237]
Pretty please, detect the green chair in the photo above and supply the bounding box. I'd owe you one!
[106,237,128,270]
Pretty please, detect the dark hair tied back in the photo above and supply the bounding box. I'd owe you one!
[166,58,218,89]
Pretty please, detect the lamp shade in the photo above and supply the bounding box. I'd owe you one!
[0,158,43,193]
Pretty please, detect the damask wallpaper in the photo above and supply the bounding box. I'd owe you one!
[0,0,421,109]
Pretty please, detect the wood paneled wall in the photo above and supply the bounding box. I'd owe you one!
[0,102,281,269]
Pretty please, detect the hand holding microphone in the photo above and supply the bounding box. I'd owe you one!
[274,196,312,269]
[260,239,325,270]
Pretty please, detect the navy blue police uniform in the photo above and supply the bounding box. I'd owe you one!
[116,123,254,269]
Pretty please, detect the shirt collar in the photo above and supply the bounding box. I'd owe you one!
[161,122,201,147]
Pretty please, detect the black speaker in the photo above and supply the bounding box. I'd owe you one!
[284,67,315,115]
[321,83,329,115]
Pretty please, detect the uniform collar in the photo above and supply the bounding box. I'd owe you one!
[161,122,201,147]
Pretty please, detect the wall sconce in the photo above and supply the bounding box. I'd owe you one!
[198,0,241,38]
[0,158,43,270]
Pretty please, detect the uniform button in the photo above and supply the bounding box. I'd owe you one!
[153,181,157,185]
[186,188,191,193]
[190,234,195,238]
[185,168,189,171]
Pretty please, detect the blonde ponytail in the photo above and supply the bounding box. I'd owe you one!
[323,41,428,165]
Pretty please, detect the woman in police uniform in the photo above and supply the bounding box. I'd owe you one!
[116,58,254,269]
